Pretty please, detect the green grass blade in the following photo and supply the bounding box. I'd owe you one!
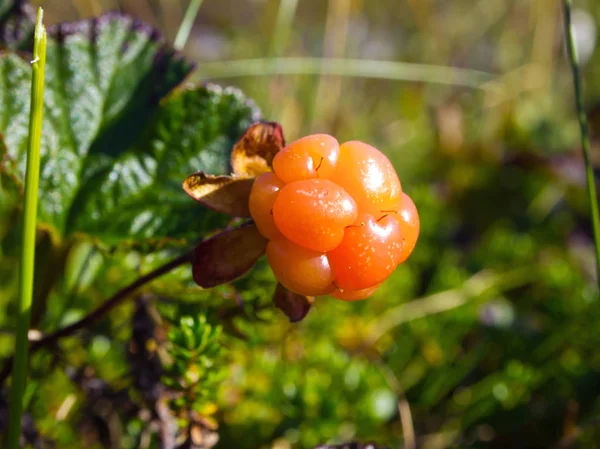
[192,57,495,90]
[174,0,205,51]
[563,0,600,288]
[268,0,299,58]
[6,8,47,449]
[266,0,299,118]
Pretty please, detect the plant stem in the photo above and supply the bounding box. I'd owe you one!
[563,0,600,288]
[174,0,205,51]
[192,57,495,90]
[6,8,46,449]
[0,250,193,385]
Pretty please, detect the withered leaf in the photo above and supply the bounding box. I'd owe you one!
[231,121,285,177]
[183,172,254,217]
[273,283,315,323]
[192,223,267,288]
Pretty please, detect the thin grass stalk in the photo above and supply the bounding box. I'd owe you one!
[6,8,47,449]
[174,0,205,51]
[266,0,299,119]
[193,57,495,90]
[563,0,600,288]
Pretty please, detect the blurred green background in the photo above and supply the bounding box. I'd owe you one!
[3,0,600,448]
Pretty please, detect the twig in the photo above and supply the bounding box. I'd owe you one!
[0,250,192,385]
[562,0,600,288]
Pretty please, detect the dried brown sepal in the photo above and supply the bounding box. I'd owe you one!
[273,282,315,323]
[183,172,254,217]
[192,223,267,288]
[231,121,285,177]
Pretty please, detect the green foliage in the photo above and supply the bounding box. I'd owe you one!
[0,1,600,449]
[0,13,258,245]
[221,334,395,449]
[0,0,33,50]
[0,134,21,223]
[163,315,227,415]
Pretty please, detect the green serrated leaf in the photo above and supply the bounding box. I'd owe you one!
[66,86,258,245]
[1,13,193,233]
[0,13,260,246]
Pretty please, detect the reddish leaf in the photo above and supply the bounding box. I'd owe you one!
[183,172,254,217]
[273,282,315,323]
[192,223,267,288]
[231,121,285,177]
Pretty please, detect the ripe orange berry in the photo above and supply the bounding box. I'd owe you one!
[246,133,419,302]
[267,238,335,296]
[272,134,340,183]
[327,213,402,290]
[333,283,381,301]
[272,179,358,252]
[329,141,402,218]
[248,172,285,240]
[395,192,420,263]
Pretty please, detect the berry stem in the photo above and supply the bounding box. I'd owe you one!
[562,0,600,289]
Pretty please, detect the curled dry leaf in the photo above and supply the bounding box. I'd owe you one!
[192,222,268,288]
[231,121,285,177]
[183,172,254,217]
[273,282,315,323]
